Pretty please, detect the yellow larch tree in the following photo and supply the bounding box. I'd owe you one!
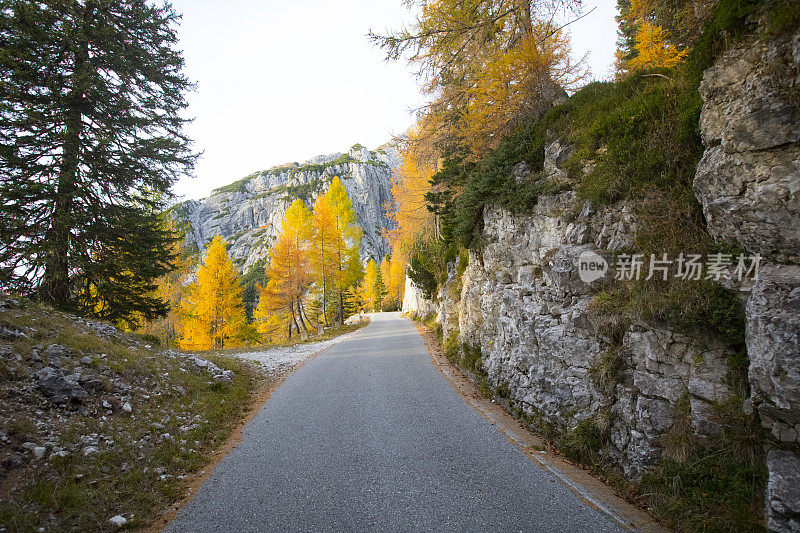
[253,284,285,344]
[323,177,363,326]
[617,0,692,74]
[627,20,689,70]
[371,1,584,159]
[379,255,405,311]
[140,251,193,347]
[359,258,382,312]
[180,236,246,350]
[459,28,585,155]
[384,139,438,254]
[255,199,313,340]
[139,220,196,347]
[310,194,338,327]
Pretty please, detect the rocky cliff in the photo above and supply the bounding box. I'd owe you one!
[404,26,800,531]
[170,144,397,271]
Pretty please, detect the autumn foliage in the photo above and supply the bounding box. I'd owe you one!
[180,236,246,350]
[371,0,584,160]
[255,199,313,340]
[251,177,367,340]
[615,0,703,74]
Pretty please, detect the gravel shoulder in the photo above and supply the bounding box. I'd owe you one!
[230,327,365,375]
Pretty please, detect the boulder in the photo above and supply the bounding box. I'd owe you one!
[36,367,88,404]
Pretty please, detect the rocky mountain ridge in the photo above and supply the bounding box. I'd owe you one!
[170,144,397,272]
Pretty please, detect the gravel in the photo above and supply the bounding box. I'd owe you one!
[230,330,362,374]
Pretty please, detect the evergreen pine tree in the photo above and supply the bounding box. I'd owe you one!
[0,1,196,325]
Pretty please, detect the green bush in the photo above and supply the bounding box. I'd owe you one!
[640,395,767,532]
[558,417,606,466]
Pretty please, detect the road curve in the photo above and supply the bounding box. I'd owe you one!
[165,312,623,533]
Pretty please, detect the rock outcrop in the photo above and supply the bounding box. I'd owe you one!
[401,277,439,319]
[432,192,735,479]
[172,144,396,271]
[695,28,800,532]
[694,30,800,264]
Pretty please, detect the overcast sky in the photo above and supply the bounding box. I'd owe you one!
[169,0,619,201]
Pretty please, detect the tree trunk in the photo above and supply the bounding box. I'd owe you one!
[297,300,310,333]
[320,233,329,327]
[41,10,91,308]
[516,0,533,35]
[337,290,344,327]
[40,96,80,307]
[292,299,307,341]
[336,248,345,326]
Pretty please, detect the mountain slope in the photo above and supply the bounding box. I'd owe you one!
[171,144,397,272]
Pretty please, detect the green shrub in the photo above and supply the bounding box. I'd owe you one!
[641,395,767,532]
[558,417,606,466]
[443,330,460,362]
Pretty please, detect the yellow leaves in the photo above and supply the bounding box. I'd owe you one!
[179,236,246,350]
[380,255,406,311]
[254,279,288,342]
[460,28,585,155]
[619,0,690,74]
[270,199,313,299]
[627,20,689,70]
[385,140,437,257]
[252,199,313,339]
[359,259,379,311]
[283,198,312,244]
[310,194,338,308]
[256,178,364,333]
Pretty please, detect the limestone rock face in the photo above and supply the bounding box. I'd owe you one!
[401,277,439,318]
[695,28,800,528]
[446,193,735,479]
[406,26,800,523]
[747,265,800,444]
[172,144,396,271]
[694,31,800,263]
[612,327,731,476]
[420,135,738,479]
[766,449,800,532]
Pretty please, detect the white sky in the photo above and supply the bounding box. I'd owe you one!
[170,0,620,201]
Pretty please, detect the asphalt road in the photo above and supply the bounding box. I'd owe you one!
[165,312,623,533]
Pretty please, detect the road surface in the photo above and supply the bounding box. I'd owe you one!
[165,312,623,532]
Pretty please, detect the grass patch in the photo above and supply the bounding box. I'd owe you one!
[640,395,767,531]
[211,177,251,196]
[558,416,608,467]
[590,276,745,345]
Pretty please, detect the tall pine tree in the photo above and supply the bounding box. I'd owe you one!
[0,0,196,325]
